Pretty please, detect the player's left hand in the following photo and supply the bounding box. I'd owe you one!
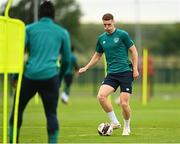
[133,70,139,80]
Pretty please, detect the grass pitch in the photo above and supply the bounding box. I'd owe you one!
[0,84,180,143]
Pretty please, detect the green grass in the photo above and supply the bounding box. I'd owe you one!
[0,84,180,143]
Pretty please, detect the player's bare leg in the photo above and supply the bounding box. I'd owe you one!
[120,92,131,135]
[97,84,121,129]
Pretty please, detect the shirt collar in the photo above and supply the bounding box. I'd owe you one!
[106,28,117,36]
[40,17,53,23]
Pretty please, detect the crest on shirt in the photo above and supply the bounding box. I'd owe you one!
[114,37,119,43]
[103,41,106,44]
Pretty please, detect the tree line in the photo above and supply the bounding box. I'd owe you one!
[1,0,180,61]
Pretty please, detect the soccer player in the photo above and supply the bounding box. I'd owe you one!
[9,1,71,143]
[60,45,79,104]
[78,13,139,135]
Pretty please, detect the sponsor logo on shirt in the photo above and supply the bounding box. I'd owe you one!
[103,41,106,44]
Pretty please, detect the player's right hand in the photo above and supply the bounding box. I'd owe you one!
[78,67,88,74]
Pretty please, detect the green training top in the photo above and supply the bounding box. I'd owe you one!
[96,28,134,74]
[65,53,78,75]
[24,17,71,80]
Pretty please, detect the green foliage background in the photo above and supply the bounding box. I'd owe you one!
[1,0,180,59]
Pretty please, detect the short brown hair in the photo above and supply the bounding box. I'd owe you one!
[102,13,114,21]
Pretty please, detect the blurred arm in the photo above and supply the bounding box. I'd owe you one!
[59,31,71,83]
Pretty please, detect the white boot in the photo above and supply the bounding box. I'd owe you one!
[122,119,131,136]
[122,127,131,135]
[61,92,69,104]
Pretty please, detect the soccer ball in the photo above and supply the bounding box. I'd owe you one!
[97,122,113,136]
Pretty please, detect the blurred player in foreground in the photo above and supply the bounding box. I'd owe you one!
[79,13,139,135]
[9,1,71,143]
[60,45,79,104]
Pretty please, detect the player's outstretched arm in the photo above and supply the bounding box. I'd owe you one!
[78,52,102,74]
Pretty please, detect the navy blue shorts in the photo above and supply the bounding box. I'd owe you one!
[102,71,133,94]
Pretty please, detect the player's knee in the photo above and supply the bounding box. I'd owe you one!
[97,93,107,102]
[120,101,128,109]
